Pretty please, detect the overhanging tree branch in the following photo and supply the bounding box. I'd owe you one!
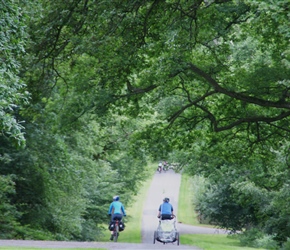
[188,63,290,109]
[213,111,290,132]
[168,90,216,125]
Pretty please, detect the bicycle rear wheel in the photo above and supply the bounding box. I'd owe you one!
[113,224,119,242]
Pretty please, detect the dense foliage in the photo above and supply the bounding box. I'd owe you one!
[0,0,289,246]
[0,0,28,146]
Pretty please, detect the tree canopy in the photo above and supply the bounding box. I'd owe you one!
[0,0,290,245]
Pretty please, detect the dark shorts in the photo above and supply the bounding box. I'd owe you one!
[112,214,123,221]
[160,214,173,220]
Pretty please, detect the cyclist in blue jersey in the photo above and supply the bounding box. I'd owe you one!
[157,197,175,220]
[108,195,126,240]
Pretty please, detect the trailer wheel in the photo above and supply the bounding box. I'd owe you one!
[153,231,157,244]
[176,232,180,245]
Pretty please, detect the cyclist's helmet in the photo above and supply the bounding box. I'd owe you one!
[163,197,170,202]
[113,195,120,201]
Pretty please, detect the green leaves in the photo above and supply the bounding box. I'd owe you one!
[0,174,22,238]
[0,0,29,146]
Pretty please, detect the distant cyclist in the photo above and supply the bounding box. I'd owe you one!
[157,197,175,220]
[157,162,163,173]
[108,195,126,240]
[163,161,169,171]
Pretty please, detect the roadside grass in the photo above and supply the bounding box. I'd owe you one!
[177,173,199,225]
[181,234,266,250]
[177,173,213,228]
[98,163,156,243]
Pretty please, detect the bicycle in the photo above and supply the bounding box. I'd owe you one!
[157,165,162,173]
[112,219,120,242]
[109,218,125,242]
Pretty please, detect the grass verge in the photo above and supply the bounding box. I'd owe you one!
[177,173,199,225]
[115,163,155,243]
[181,234,266,250]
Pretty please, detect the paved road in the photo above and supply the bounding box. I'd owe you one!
[142,169,181,244]
[0,240,200,249]
[0,169,222,249]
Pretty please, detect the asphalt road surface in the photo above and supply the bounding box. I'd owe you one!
[0,169,223,249]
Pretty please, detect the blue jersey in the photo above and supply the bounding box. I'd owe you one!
[108,201,126,216]
[159,202,173,215]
